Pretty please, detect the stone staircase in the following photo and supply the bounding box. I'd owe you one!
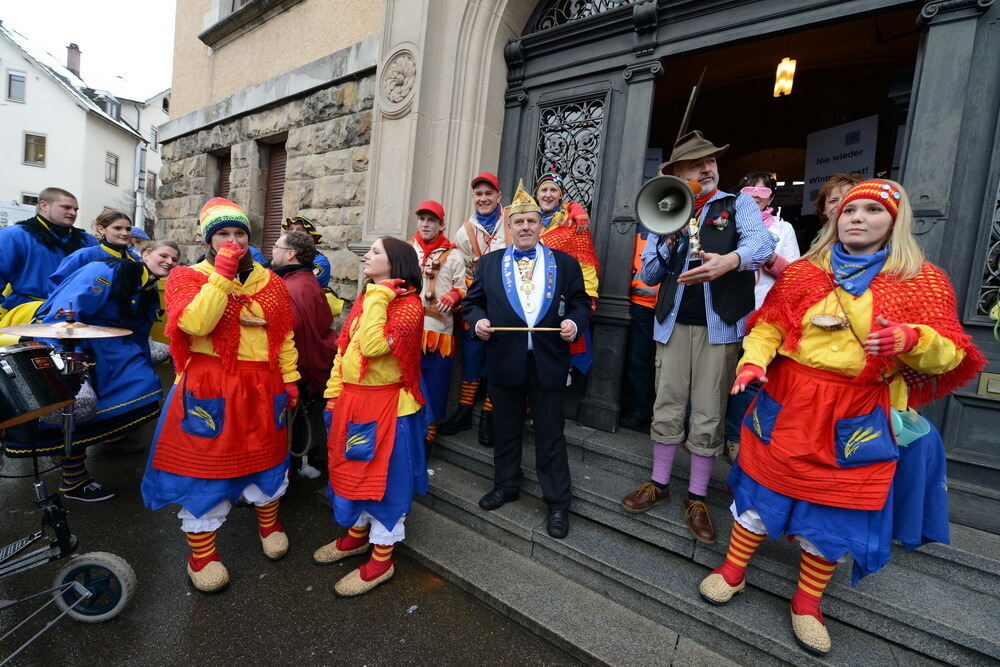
[402,414,1000,666]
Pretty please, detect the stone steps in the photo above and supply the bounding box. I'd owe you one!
[401,505,738,666]
[427,426,1000,664]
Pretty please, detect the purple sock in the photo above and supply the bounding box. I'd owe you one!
[688,453,715,497]
[651,442,678,485]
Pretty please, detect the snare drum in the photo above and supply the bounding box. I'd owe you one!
[0,342,74,429]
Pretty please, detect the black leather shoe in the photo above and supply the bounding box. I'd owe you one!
[478,410,494,447]
[547,509,570,539]
[439,405,473,435]
[619,412,645,430]
[478,488,519,511]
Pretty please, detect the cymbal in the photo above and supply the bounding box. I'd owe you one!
[0,321,133,339]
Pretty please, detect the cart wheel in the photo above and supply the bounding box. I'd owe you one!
[53,551,136,623]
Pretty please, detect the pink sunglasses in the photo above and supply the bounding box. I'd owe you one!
[740,186,773,198]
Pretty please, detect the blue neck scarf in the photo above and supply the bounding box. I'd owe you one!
[830,243,888,296]
[474,206,501,235]
[540,206,558,228]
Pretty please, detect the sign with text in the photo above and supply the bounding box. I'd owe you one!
[802,115,878,215]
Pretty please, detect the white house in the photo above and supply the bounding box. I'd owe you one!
[0,20,167,232]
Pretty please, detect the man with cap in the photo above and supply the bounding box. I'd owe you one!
[621,131,774,543]
[409,200,466,447]
[439,172,510,446]
[141,197,300,593]
[283,215,344,318]
[463,180,591,539]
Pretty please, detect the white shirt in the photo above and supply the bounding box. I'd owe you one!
[516,245,546,349]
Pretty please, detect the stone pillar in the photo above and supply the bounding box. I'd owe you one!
[578,61,663,432]
[229,140,267,245]
[359,0,535,258]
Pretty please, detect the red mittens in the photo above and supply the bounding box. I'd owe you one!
[865,316,919,356]
[284,382,299,409]
[438,289,462,310]
[214,242,246,280]
[376,278,407,295]
[731,364,767,395]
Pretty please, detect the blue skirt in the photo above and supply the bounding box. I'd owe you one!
[421,352,452,424]
[330,410,428,531]
[730,424,950,585]
[141,385,289,518]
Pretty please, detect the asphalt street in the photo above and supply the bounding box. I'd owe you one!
[0,438,577,666]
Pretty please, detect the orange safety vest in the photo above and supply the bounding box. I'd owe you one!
[630,232,657,308]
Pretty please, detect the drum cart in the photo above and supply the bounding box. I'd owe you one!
[0,310,137,665]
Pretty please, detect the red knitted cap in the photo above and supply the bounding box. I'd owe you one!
[838,180,902,220]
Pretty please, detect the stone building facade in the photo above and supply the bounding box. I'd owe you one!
[156,42,376,300]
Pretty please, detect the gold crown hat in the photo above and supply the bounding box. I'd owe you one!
[508,178,542,215]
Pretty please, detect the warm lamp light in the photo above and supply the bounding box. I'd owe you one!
[773,57,796,97]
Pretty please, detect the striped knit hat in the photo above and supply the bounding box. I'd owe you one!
[838,180,902,220]
[535,170,564,192]
[199,197,250,241]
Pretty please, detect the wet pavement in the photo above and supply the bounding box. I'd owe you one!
[0,443,578,666]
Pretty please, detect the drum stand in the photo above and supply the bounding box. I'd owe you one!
[0,313,136,664]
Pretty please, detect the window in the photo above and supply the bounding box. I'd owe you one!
[105,153,119,184]
[150,127,159,151]
[24,134,46,166]
[230,0,253,11]
[7,71,25,102]
[146,171,157,197]
[22,194,39,206]
[162,97,169,113]
[104,99,120,119]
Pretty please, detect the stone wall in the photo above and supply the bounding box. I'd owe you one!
[156,71,375,300]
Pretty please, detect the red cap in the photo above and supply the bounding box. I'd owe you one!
[414,200,445,221]
[470,172,500,191]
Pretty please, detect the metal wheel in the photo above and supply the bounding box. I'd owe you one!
[52,551,136,623]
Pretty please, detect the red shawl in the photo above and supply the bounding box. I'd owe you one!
[750,259,986,406]
[337,288,424,405]
[543,201,600,273]
[165,266,294,372]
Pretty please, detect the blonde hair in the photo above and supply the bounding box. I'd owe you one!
[802,179,924,281]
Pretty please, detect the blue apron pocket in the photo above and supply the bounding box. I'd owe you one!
[743,388,782,444]
[273,393,289,430]
[835,406,898,468]
[344,420,376,462]
[181,393,224,438]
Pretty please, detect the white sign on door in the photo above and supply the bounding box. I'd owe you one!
[802,115,878,216]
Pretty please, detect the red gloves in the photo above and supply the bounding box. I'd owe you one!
[590,296,599,313]
[284,382,299,409]
[865,316,919,356]
[214,241,245,280]
[325,398,337,412]
[438,289,462,310]
[731,364,767,395]
[376,278,408,295]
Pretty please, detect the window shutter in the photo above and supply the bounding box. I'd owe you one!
[218,156,232,198]
[261,144,287,259]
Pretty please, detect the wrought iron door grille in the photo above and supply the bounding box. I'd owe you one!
[976,192,1000,317]
[535,97,605,211]
[532,0,639,32]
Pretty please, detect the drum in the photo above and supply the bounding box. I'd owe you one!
[0,342,74,430]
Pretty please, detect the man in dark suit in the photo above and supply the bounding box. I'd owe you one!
[462,179,591,538]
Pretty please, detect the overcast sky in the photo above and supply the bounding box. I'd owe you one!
[1,0,176,102]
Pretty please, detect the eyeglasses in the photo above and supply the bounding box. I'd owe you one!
[273,245,292,251]
[740,186,773,198]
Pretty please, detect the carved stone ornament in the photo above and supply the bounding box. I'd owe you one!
[379,49,417,117]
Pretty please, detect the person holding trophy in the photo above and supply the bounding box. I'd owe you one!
[620,131,774,543]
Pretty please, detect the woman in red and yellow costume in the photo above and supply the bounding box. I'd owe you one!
[698,180,985,654]
[142,198,299,594]
[312,236,428,598]
[535,171,599,372]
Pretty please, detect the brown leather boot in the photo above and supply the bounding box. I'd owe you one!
[621,482,670,512]
[683,499,716,543]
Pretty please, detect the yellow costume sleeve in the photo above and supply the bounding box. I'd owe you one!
[580,263,599,299]
[356,284,395,358]
[738,320,786,372]
[177,272,236,337]
[279,330,300,383]
[324,350,344,400]
[898,324,965,375]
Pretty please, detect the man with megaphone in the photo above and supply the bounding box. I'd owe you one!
[621,131,774,544]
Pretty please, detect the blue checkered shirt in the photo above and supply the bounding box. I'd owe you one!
[639,190,775,345]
